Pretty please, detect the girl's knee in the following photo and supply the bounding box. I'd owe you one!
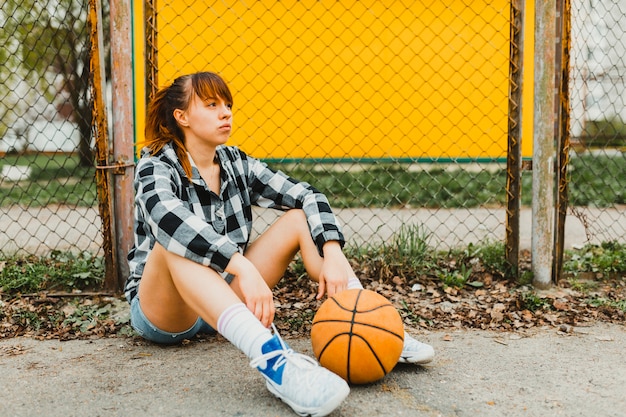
[284,208,305,220]
[283,209,308,230]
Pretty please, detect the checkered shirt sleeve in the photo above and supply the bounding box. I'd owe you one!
[243,153,345,252]
[125,144,344,302]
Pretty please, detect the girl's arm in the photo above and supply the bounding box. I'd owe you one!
[245,153,345,255]
[225,252,274,327]
[316,240,355,299]
[241,151,354,298]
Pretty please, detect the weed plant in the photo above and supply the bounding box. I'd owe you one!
[343,224,438,282]
[563,241,626,276]
[0,251,103,294]
[1,238,623,320]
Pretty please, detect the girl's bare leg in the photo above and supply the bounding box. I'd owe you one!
[137,242,242,332]
[138,209,342,332]
[233,209,332,292]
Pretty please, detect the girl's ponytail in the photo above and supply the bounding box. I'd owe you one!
[144,77,193,179]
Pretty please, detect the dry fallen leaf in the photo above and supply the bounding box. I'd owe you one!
[0,344,31,356]
[2,251,624,340]
[490,303,506,322]
[553,300,569,311]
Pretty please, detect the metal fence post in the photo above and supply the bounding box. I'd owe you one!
[506,0,525,279]
[110,0,135,291]
[90,0,117,291]
[532,0,558,288]
[554,0,571,283]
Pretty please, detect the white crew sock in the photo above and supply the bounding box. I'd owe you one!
[217,303,273,359]
[347,277,364,290]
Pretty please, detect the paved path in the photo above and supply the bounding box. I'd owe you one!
[1,323,625,417]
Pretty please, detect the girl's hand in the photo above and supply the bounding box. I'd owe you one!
[226,253,275,327]
[316,241,354,300]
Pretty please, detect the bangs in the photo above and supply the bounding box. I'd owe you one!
[191,72,233,104]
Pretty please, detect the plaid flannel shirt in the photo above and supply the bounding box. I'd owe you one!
[124,143,344,302]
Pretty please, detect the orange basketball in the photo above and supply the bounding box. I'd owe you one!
[311,289,404,384]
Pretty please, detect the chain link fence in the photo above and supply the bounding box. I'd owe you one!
[144,0,515,251]
[0,0,103,257]
[567,0,626,244]
[2,0,625,281]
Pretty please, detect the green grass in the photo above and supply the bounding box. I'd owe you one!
[566,277,599,293]
[382,223,433,270]
[438,264,472,289]
[465,241,510,275]
[561,242,626,313]
[586,297,626,312]
[519,291,552,312]
[343,227,518,288]
[567,156,626,207]
[61,302,115,332]
[0,154,96,207]
[1,238,623,338]
[563,241,626,275]
[342,224,439,281]
[1,153,625,209]
[279,165,508,208]
[0,251,103,294]
[276,153,626,209]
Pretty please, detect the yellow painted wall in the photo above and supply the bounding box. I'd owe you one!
[133,1,534,160]
[523,1,534,160]
[133,0,145,153]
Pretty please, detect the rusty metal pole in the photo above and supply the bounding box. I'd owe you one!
[506,0,525,279]
[532,0,557,288]
[110,0,135,290]
[554,0,571,284]
[89,0,117,291]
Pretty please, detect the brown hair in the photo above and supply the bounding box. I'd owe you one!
[144,72,233,179]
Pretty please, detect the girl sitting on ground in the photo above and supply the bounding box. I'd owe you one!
[125,71,434,417]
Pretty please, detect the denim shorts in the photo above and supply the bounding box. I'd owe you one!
[130,296,216,344]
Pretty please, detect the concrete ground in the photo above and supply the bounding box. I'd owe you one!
[1,207,625,416]
[1,322,625,417]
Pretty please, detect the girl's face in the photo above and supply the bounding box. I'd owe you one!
[175,93,232,147]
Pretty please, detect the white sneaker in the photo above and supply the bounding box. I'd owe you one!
[398,333,435,364]
[250,326,350,417]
